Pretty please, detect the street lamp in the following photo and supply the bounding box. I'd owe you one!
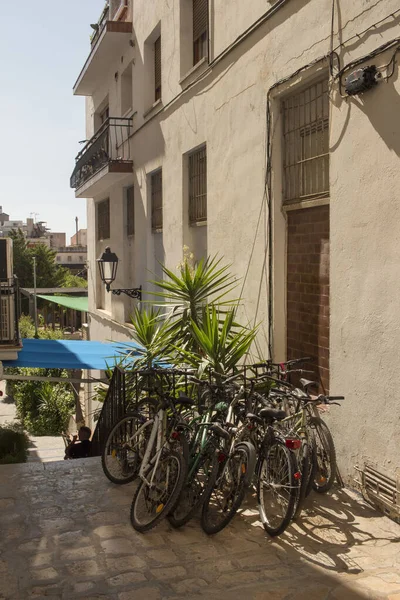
[97,247,142,300]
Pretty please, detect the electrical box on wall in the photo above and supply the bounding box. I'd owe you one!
[345,65,379,96]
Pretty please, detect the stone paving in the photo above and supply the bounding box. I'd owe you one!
[1,458,400,600]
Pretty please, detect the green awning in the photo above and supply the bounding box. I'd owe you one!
[37,295,88,312]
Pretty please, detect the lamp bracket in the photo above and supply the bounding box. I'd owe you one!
[109,286,142,300]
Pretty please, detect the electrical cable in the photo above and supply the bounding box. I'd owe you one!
[329,0,336,76]
[335,35,400,93]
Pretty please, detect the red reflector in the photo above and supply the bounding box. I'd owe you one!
[171,431,180,440]
[285,438,301,450]
[218,452,226,463]
[294,471,302,480]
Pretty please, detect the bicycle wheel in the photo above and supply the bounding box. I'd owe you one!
[309,417,336,493]
[257,440,297,536]
[168,446,218,528]
[130,449,187,532]
[101,399,157,485]
[201,442,255,535]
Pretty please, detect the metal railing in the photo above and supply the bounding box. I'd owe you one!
[90,3,110,46]
[91,368,126,456]
[70,117,132,190]
[0,277,21,346]
[90,367,195,456]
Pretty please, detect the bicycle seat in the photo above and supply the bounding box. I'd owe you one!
[246,412,263,424]
[173,395,196,406]
[209,423,230,440]
[299,378,318,392]
[259,408,286,421]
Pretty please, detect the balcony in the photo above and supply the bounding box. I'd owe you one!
[73,3,132,96]
[70,117,133,199]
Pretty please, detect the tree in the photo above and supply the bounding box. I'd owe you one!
[8,228,87,290]
[9,229,33,287]
[32,243,65,288]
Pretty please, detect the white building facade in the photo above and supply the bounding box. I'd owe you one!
[72,0,400,513]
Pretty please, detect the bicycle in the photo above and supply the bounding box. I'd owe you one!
[129,391,193,532]
[199,373,257,535]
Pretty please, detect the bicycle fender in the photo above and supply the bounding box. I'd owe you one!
[234,441,257,486]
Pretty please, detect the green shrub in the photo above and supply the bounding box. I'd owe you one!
[0,425,29,464]
[5,368,74,436]
[24,383,74,436]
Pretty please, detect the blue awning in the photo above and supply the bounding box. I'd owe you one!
[2,338,141,370]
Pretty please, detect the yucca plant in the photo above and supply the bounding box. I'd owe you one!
[150,255,239,352]
[173,306,258,376]
[119,306,175,369]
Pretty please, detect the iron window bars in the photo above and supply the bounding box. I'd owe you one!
[189,146,207,224]
[282,79,329,203]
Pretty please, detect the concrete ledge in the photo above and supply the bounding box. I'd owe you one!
[179,56,209,89]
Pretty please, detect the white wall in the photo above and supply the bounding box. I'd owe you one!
[80,0,400,486]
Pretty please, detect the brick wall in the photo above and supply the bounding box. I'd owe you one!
[286,205,329,392]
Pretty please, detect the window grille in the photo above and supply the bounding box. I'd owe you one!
[126,186,134,236]
[151,170,163,231]
[155,36,162,101]
[97,199,110,241]
[282,79,329,203]
[193,0,208,65]
[189,146,207,224]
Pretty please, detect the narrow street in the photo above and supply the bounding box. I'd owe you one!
[1,457,400,600]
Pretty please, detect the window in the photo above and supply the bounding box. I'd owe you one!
[56,256,61,262]
[100,106,109,124]
[282,79,329,203]
[97,199,110,241]
[79,256,84,262]
[154,36,162,101]
[121,64,133,115]
[126,186,134,236]
[189,146,207,224]
[67,256,72,262]
[193,0,208,65]
[151,170,163,231]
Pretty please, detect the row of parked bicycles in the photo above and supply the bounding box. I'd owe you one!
[101,357,344,537]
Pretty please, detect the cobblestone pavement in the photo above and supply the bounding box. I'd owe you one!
[1,458,400,600]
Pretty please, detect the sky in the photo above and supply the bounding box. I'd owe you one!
[0,0,104,242]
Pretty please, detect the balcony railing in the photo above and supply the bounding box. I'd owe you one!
[0,277,21,346]
[70,117,132,191]
[90,3,110,46]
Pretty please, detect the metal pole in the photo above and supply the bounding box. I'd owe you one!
[33,256,39,338]
[75,216,79,245]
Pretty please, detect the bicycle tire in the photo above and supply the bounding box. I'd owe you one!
[257,440,297,537]
[130,449,187,532]
[168,447,219,528]
[101,399,157,485]
[201,442,255,535]
[309,417,336,493]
